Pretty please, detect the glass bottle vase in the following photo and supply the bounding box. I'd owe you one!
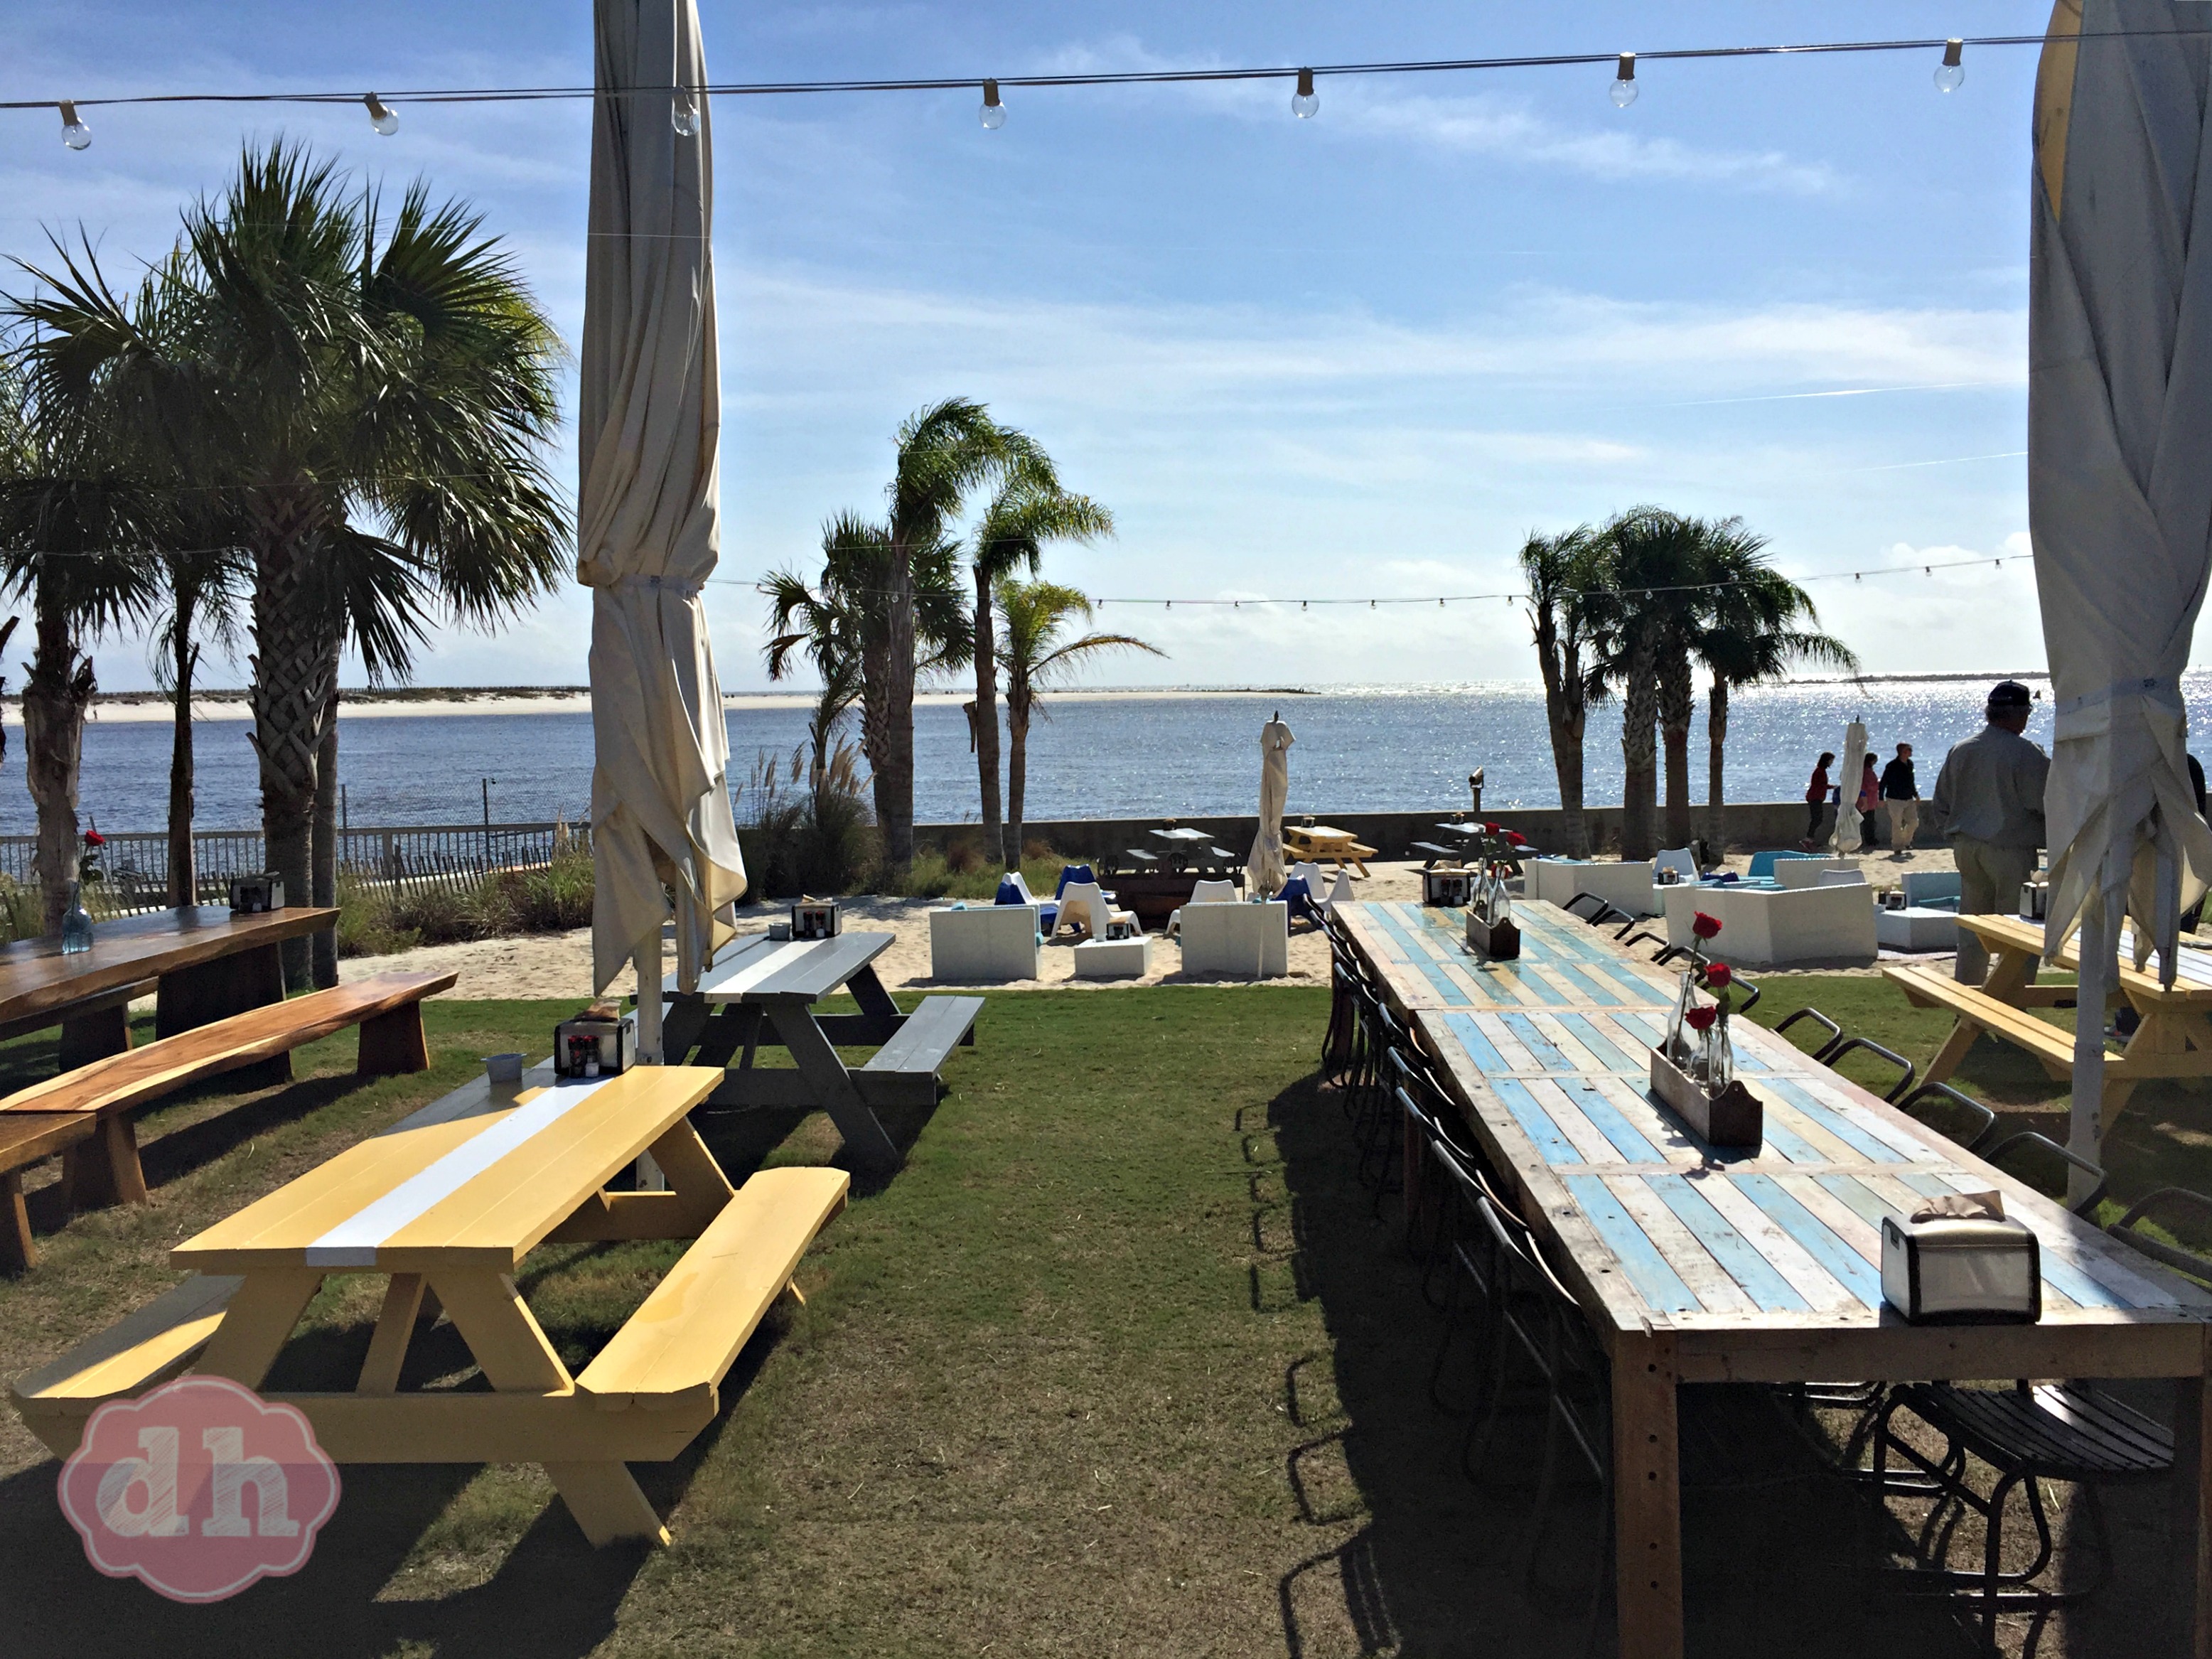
[1662,971,1694,1065]
[1700,1008,1734,1092]
[60,881,95,955]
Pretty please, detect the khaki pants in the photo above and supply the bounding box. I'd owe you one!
[1953,837,2038,984]
[1882,798,1920,852]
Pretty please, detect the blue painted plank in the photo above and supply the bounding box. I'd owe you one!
[1360,906,1476,1006]
[1764,1080,1905,1164]
[1500,1014,1573,1073]
[1437,1013,1509,1075]
[1746,1107,1829,1166]
[1645,1175,1810,1311]
[1490,965,1572,1006]
[1614,1011,1665,1047]
[1592,961,1671,1004]
[1560,1079,1669,1164]
[1562,1175,1703,1314]
[1492,1079,1582,1165]
[1555,1014,1641,1075]
[1734,1174,1884,1309]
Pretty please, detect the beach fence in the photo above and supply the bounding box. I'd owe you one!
[0,821,588,919]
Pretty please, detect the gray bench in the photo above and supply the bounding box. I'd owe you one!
[858,995,984,1107]
[1408,841,1465,868]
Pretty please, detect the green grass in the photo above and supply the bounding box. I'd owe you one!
[0,986,2196,1656]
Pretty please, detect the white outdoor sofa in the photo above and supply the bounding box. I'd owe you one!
[1177,901,1289,977]
[1526,858,1662,918]
[1660,881,1877,968]
[929,904,1041,982]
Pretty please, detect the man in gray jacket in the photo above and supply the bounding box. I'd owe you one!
[1932,680,2050,983]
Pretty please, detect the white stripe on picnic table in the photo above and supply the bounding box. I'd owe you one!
[302,1075,618,1267]
[695,938,825,999]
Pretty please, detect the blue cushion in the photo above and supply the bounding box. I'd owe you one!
[1277,875,1323,927]
[1055,864,1096,898]
[994,877,1024,906]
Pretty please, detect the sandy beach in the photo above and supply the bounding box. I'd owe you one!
[339,849,1961,1002]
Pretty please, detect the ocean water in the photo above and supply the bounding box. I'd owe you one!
[9,670,2205,837]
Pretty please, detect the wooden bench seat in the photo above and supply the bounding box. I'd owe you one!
[1886,964,2080,1075]
[857,995,983,1107]
[576,1166,849,1416]
[11,1272,242,1455]
[0,970,456,1220]
[0,1114,98,1272]
[1408,842,1465,868]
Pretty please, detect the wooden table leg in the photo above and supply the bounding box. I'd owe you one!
[768,1003,901,1169]
[1613,1331,1684,1659]
[157,942,290,1085]
[0,1172,33,1272]
[844,965,905,1042]
[357,1273,430,1395]
[434,1269,670,1547]
[57,1004,131,1070]
[195,1267,326,1387]
[64,1116,148,1210]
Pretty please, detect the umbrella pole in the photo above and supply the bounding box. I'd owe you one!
[631,931,667,1191]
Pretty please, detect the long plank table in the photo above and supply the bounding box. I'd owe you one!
[0,905,338,1068]
[1339,898,2212,1658]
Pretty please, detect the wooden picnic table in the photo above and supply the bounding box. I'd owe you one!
[1890,912,2212,1134]
[0,905,339,1070]
[15,1062,848,1548]
[1284,822,1373,877]
[657,931,981,1169]
[1335,897,1682,1014]
[1338,898,2212,1658]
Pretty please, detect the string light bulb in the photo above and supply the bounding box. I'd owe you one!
[1934,39,1965,93]
[59,101,90,150]
[365,92,399,136]
[671,95,700,136]
[979,78,1006,129]
[1292,68,1319,119]
[1609,53,1638,108]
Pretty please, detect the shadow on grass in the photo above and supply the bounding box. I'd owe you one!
[1259,1065,1999,1659]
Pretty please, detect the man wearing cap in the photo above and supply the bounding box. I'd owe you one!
[1931,680,2049,984]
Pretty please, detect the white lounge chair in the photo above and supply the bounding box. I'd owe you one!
[1322,869,1355,913]
[1056,881,1139,942]
[1166,879,1240,939]
[1655,847,1701,884]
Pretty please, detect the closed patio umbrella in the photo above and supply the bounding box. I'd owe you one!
[2031,0,2212,1194]
[1247,715,1294,896]
[1832,719,1867,857]
[580,0,746,1058]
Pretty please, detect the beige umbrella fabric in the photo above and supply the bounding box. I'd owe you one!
[580,0,746,1042]
[1247,716,1294,895]
[2030,0,2212,1195]
[1831,720,1867,857]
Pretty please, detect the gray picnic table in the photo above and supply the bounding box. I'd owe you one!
[657,931,980,1169]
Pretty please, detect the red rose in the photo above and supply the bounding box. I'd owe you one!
[1685,1006,1717,1031]
[1702,962,1732,989]
[1691,911,1722,940]
[1503,829,1528,845]
[83,830,106,847]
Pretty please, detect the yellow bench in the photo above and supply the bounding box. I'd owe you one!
[12,1273,244,1454]
[578,1165,849,1414]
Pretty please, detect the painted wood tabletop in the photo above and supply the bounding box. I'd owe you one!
[0,905,338,1024]
[666,931,893,1004]
[1336,898,1677,1011]
[172,1065,723,1273]
[1963,911,2212,1005]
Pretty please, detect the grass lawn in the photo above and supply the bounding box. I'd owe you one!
[0,984,2197,1656]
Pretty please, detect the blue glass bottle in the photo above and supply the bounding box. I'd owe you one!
[60,881,94,955]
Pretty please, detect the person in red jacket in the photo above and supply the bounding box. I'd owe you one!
[1801,751,1835,849]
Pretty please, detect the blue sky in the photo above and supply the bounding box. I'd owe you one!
[2,1,2088,692]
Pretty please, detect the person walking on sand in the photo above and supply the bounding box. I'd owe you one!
[1932,681,2049,984]
[1879,742,1920,859]
[1855,753,1881,849]
[1802,751,1835,849]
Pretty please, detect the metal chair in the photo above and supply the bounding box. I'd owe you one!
[1892,1082,1998,1153]
[1982,1130,2108,1216]
[2108,1186,2212,1284]
[1775,1005,1845,1061]
[1820,1035,1916,1103]
[1354,1002,1415,1193]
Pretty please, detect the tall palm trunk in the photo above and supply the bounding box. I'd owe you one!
[311,672,340,987]
[246,488,338,989]
[880,554,917,868]
[22,601,93,935]
[1530,603,1589,859]
[1618,635,1659,861]
[859,634,894,840]
[972,566,1006,865]
[167,630,200,906]
[1658,645,1695,850]
[1706,675,1730,851]
[1005,692,1031,859]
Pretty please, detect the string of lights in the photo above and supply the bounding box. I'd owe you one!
[14,25,2212,148]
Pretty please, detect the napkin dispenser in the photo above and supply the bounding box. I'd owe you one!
[554,1004,635,1079]
[1422,868,1474,906]
[792,899,840,940]
[229,871,286,913]
[1880,1213,2041,1324]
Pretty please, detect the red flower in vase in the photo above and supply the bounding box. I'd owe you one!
[1690,911,1722,940]
[1702,962,1732,989]
[1684,1006,1718,1032]
[83,830,106,848]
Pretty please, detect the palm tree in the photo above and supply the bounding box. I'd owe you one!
[996,579,1163,857]
[11,144,566,984]
[876,398,1043,869]
[1591,507,1705,861]
[968,476,1113,866]
[151,542,248,905]
[1692,533,1859,847]
[1520,525,1609,859]
[0,355,164,931]
[764,511,967,836]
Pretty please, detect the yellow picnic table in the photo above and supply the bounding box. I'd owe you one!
[1887,912,2212,1132]
[12,1062,848,1547]
[1283,822,1375,877]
